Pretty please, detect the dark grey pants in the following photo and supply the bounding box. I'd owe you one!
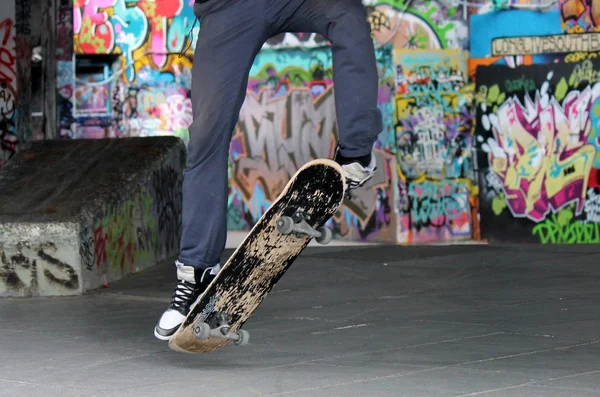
[179,0,382,269]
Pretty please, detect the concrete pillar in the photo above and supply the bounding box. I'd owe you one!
[14,0,33,144]
[41,0,58,140]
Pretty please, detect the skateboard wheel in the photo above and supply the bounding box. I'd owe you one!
[277,216,295,235]
[316,227,332,245]
[193,322,211,340]
[234,330,250,346]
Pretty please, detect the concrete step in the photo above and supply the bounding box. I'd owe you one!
[0,137,186,297]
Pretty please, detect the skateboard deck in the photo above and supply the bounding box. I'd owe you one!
[168,159,346,353]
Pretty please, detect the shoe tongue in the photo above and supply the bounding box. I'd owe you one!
[176,265,196,284]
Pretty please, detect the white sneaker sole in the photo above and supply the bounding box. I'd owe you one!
[154,327,175,341]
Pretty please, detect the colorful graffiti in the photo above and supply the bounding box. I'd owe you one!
[65,0,484,244]
[475,60,600,243]
[397,178,473,243]
[74,0,198,82]
[227,47,397,242]
[395,49,473,180]
[368,0,468,50]
[560,0,600,32]
[0,4,17,168]
[468,9,562,82]
[393,49,475,243]
[79,164,183,277]
[93,190,156,275]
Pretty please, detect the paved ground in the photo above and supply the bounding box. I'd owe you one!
[1,243,599,397]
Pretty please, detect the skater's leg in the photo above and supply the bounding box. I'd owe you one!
[155,0,268,340]
[179,0,268,272]
[272,0,382,190]
[327,0,382,158]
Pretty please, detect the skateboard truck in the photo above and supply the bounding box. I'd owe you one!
[193,312,250,346]
[276,211,332,245]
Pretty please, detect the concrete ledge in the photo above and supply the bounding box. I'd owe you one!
[0,137,186,297]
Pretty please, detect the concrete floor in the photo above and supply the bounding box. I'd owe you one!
[0,243,599,397]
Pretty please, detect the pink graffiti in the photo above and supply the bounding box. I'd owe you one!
[0,18,16,86]
[76,0,117,53]
[484,88,597,222]
[146,0,185,67]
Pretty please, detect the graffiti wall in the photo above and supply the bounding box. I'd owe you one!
[475,60,600,243]
[66,0,484,244]
[394,49,476,243]
[560,0,600,32]
[78,162,183,286]
[367,0,469,50]
[0,2,17,168]
[73,0,197,83]
[227,46,397,242]
[70,0,194,141]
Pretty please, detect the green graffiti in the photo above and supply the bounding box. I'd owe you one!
[568,60,600,88]
[532,206,600,243]
[491,193,507,215]
[504,77,536,94]
[476,84,505,110]
[96,187,158,271]
[555,77,568,101]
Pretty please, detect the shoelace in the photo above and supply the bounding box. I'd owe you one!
[170,280,198,311]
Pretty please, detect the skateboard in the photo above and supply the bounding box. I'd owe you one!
[168,159,346,353]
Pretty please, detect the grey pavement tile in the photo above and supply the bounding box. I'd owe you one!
[0,380,95,397]
[514,318,600,341]
[535,370,600,393]
[324,333,592,370]
[416,298,600,332]
[110,362,404,397]
[461,341,600,381]
[375,367,536,395]
[274,382,457,397]
[460,384,600,396]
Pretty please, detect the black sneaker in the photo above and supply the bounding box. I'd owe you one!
[154,261,220,340]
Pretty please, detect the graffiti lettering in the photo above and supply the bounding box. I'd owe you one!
[0,18,16,85]
[533,207,600,243]
[233,87,335,201]
[395,50,472,181]
[583,188,600,222]
[504,76,536,93]
[492,33,600,56]
[565,52,598,63]
[0,242,80,296]
[409,179,470,230]
[569,60,600,87]
[481,85,596,222]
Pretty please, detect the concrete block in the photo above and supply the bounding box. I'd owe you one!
[0,137,186,297]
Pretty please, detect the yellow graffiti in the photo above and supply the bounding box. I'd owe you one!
[564,52,598,63]
[491,97,595,219]
[569,60,600,87]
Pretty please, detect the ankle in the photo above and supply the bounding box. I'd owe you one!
[335,152,372,167]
